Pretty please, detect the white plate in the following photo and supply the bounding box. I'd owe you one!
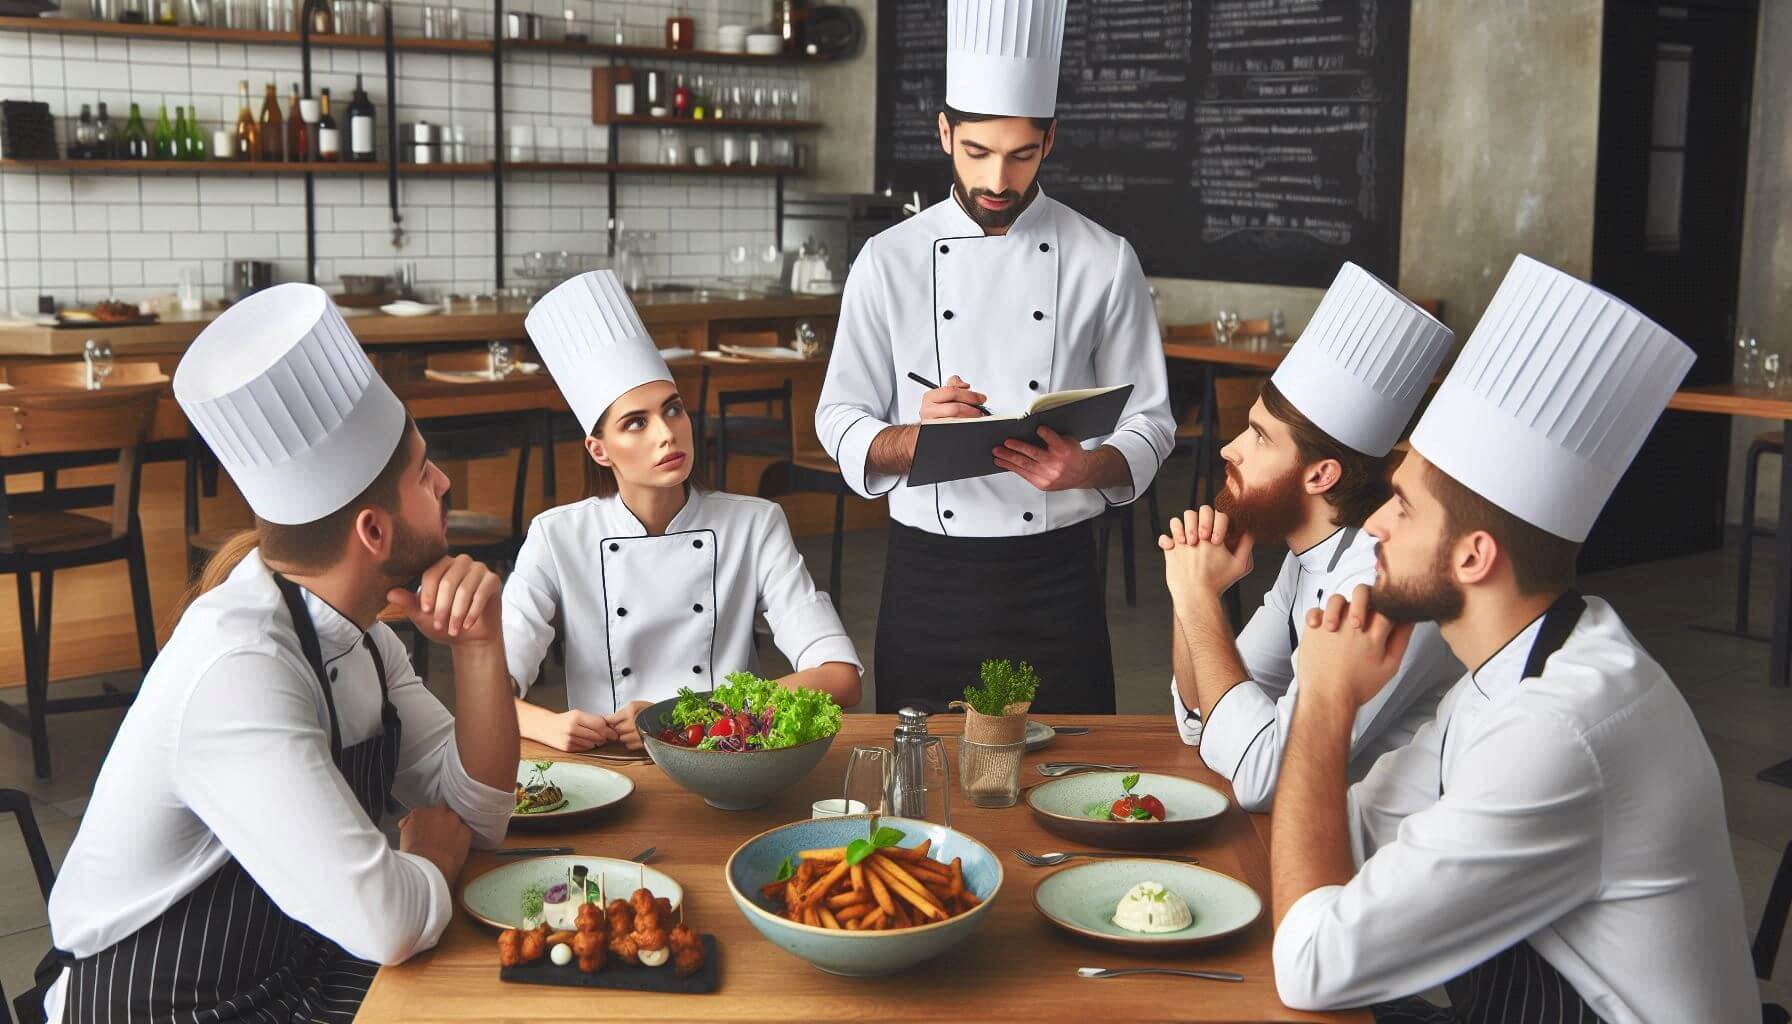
[381,301,442,317]
[512,759,635,830]
[461,855,682,930]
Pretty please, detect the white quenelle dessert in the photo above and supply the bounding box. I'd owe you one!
[1113,881,1194,934]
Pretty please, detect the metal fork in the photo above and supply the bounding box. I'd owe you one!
[1078,966,1243,983]
[628,847,656,863]
[1036,762,1138,776]
[1014,850,1198,867]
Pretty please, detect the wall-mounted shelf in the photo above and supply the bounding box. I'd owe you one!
[505,161,800,176]
[0,158,495,175]
[596,116,821,131]
[506,37,832,65]
[0,15,490,53]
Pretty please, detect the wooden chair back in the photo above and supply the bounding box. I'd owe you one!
[0,386,160,539]
[714,329,781,349]
[1165,322,1214,341]
[1214,375,1264,440]
[3,360,168,390]
[426,350,496,374]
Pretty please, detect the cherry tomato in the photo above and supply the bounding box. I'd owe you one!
[685,724,705,746]
[708,716,737,738]
[1110,796,1139,821]
[656,728,681,745]
[1139,795,1166,821]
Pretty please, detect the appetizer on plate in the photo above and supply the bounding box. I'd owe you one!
[760,832,982,931]
[1085,773,1166,822]
[654,672,843,752]
[498,885,704,978]
[515,760,568,815]
[1112,881,1193,934]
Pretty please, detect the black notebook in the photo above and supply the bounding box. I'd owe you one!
[907,384,1134,487]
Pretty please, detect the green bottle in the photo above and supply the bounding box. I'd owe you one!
[183,100,207,160]
[172,106,190,159]
[153,102,175,160]
[122,103,150,159]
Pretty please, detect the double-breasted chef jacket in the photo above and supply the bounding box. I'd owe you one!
[503,488,861,714]
[1171,526,1462,811]
[43,549,513,1023]
[815,188,1176,536]
[1271,595,1757,1021]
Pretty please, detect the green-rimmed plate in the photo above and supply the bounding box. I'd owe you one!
[1026,771,1228,850]
[1033,858,1262,951]
[461,855,683,930]
[511,760,635,831]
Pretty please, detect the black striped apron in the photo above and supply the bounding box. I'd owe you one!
[35,574,404,1024]
[1373,590,1604,1024]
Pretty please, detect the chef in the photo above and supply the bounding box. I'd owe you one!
[815,0,1175,714]
[1272,256,1756,1021]
[504,271,861,751]
[35,284,519,1023]
[1160,263,1462,811]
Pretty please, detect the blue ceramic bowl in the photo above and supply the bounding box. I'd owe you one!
[638,692,838,810]
[725,815,1003,976]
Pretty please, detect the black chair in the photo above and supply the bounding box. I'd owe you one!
[1760,839,1792,1024]
[0,386,160,779]
[2,787,59,1024]
[757,454,849,608]
[1737,431,1782,639]
[710,379,795,493]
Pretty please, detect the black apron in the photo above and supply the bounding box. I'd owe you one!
[1374,590,1605,1024]
[34,575,404,1024]
[874,520,1115,714]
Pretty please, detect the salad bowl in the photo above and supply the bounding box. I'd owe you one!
[638,679,841,810]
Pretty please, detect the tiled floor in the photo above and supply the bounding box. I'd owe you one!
[2,461,1789,1014]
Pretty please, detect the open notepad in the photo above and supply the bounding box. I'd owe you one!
[907,384,1134,487]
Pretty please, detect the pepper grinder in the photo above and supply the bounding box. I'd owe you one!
[888,708,950,826]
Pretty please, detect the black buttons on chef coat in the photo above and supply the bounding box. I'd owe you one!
[1028,380,1039,390]
[943,510,955,519]
[617,607,628,617]
[943,310,955,320]
[693,603,704,613]
[329,667,338,681]
[692,666,703,674]
[693,539,704,548]
[1039,243,1050,252]
[621,667,631,677]
[1023,512,1034,522]
[1033,310,1044,321]
[939,244,949,254]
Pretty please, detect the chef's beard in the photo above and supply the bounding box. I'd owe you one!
[380,491,451,580]
[1213,463,1305,546]
[1370,541,1465,625]
[952,173,1037,231]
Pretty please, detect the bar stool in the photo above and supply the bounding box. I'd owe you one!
[1737,430,1783,635]
[0,384,161,778]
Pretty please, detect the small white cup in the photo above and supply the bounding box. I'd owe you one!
[717,24,746,52]
[812,798,867,819]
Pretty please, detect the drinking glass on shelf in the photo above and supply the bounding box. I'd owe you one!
[793,79,812,120]
[487,339,513,379]
[1765,353,1782,394]
[758,243,784,287]
[727,244,750,280]
[536,125,560,162]
[728,83,748,121]
[330,0,356,34]
[659,126,682,165]
[842,745,891,824]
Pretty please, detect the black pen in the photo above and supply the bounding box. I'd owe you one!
[906,371,991,416]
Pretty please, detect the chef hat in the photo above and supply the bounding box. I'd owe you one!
[174,283,407,526]
[525,270,671,435]
[1269,262,1454,457]
[946,0,1068,119]
[1409,254,1694,542]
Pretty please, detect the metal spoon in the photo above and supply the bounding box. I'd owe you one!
[1078,966,1244,983]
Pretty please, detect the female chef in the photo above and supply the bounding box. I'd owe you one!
[504,270,862,751]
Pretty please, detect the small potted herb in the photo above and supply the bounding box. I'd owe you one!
[951,658,1039,746]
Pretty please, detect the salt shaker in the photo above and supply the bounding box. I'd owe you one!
[888,708,950,826]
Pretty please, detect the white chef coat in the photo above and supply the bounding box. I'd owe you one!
[815,189,1176,538]
[44,549,513,1023]
[1272,596,1757,1021]
[1169,527,1461,811]
[503,488,861,713]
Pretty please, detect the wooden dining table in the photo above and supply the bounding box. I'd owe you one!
[358,715,1366,1023]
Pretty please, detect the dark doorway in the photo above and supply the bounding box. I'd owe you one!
[1584,0,1757,571]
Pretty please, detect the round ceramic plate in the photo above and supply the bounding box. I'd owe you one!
[1024,720,1056,752]
[1026,771,1228,850]
[1033,858,1261,950]
[461,856,683,930]
[510,760,635,831]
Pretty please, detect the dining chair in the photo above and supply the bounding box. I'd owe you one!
[0,787,57,1024]
[756,452,849,609]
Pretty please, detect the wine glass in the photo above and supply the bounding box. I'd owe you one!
[792,320,820,359]
[758,243,784,289]
[842,745,892,832]
[487,339,513,379]
[84,339,115,390]
[1212,309,1239,346]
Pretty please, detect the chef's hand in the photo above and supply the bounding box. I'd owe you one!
[534,709,619,752]
[1298,585,1412,713]
[604,700,655,751]
[993,425,1100,491]
[387,554,504,648]
[1158,506,1255,600]
[919,375,987,421]
[398,805,473,884]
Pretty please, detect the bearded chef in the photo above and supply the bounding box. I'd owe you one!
[815,0,1175,713]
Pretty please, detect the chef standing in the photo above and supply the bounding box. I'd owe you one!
[505,271,861,750]
[35,284,518,1023]
[815,0,1174,713]
[1160,263,1462,811]
[1272,256,1756,1021]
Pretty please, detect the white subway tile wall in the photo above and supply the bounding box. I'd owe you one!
[0,0,790,312]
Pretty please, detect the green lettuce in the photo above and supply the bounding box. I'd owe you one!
[666,673,842,750]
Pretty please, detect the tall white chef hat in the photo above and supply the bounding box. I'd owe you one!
[525,269,671,435]
[946,0,1068,119]
[1409,254,1694,542]
[173,283,407,526]
[1269,262,1454,457]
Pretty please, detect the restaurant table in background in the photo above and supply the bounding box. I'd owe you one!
[1162,331,1288,509]
[358,715,1365,1023]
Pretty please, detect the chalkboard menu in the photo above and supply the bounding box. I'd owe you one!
[875,0,1412,287]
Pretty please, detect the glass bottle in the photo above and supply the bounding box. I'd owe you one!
[183,102,208,160]
[153,101,176,159]
[71,103,96,159]
[309,0,332,33]
[316,88,340,161]
[121,102,150,159]
[171,105,189,158]
[258,81,283,161]
[776,0,806,55]
[233,80,258,160]
[155,0,177,25]
[347,73,375,162]
[285,82,307,164]
[672,73,691,118]
[93,102,115,158]
[664,3,692,49]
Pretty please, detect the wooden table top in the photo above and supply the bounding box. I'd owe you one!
[0,294,842,358]
[1162,334,1291,371]
[358,715,1364,1023]
[1666,383,1792,421]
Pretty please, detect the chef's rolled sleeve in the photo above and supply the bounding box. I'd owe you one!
[1198,680,1281,812]
[1093,239,1174,506]
[817,234,904,499]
